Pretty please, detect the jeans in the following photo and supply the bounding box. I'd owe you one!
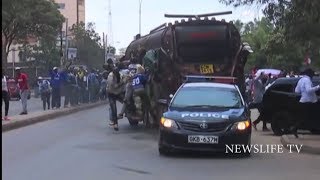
[41,92,51,110]
[108,94,118,124]
[20,90,28,113]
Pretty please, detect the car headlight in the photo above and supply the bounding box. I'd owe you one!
[232,120,250,131]
[160,117,178,129]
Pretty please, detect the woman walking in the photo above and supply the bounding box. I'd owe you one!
[2,73,10,120]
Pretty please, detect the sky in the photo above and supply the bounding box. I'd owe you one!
[86,0,264,54]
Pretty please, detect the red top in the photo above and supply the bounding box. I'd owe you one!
[16,73,29,90]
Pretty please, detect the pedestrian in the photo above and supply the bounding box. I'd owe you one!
[15,67,29,115]
[64,69,73,107]
[88,69,99,102]
[245,74,253,103]
[252,72,269,131]
[291,68,320,138]
[106,66,125,131]
[50,67,62,109]
[38,77,51,110]
[2,73,10,120]
[131,64,148,118]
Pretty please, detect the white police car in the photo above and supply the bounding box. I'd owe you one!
[158,82,251,156]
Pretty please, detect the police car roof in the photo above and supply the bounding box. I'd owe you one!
[182,82,236,89]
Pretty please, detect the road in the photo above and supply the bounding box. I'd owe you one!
[2,105,320,180]
[2,96,65,117]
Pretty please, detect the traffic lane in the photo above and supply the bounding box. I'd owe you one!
[2,96,65,117]
[2,105,320,180]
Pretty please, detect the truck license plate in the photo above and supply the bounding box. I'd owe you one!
[200,64,214,74]
[188,135,219,144]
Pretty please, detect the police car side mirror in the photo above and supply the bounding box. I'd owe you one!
[157,99,169,106]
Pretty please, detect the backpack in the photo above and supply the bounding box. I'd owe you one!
[40,80,50,93]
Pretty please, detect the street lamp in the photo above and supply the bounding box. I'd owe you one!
[139,0,142,35]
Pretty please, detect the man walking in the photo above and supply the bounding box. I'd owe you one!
[292,68,320,138]
[50,67,62,109]
[15,67,29,115]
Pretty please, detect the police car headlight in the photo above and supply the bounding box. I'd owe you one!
[160,117,178,129]
[233,120,250,131]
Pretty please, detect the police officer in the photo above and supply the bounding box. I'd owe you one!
[292,68,320,138]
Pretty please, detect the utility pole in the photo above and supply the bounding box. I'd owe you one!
[60,24,63,67]
[77,0,79,24]
[103,32,106,63]
[65,18,69,64]
[139,0,142,35]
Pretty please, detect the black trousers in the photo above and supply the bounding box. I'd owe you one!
[294,102,315,128]
[2,91,10,116]
[51,87,61,108]
[253,103,267,129]
[41,92,51,110]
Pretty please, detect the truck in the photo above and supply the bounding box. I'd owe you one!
[122,11,253,127]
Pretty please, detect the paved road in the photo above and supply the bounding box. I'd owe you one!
[2,97,65,117]
[2,105,320,180]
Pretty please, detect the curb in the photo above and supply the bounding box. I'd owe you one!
[2,101,107,132]
[280,135,320,155]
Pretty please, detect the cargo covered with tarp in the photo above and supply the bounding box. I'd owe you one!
[142,49,159,73]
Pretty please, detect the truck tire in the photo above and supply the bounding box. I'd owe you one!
[271,111,292,136]
[128,118,139,126]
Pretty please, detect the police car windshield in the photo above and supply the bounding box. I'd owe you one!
[171,87,243,108]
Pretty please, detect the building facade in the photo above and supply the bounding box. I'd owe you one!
[6,0,86,64]
[55,0,86,34]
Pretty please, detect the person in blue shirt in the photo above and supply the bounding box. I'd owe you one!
[50,67,63,109]
[132,64,149,118]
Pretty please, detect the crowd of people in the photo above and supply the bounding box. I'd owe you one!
[246,68,320,136]
[1,65,108,120]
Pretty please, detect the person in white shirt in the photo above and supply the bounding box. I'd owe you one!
[2,73,10,120]
[292,68,320,138]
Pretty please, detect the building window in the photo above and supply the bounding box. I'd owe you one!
[78,0,84,6]
[57,3,65,9]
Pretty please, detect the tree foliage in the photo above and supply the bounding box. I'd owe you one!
[222,0,320,71]
[2,0,64,69]
[69,22,105,69]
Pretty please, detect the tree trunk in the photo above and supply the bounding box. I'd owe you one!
[2,39,8,71]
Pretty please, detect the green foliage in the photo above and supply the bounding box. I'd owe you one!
[2,0,64,68]
[222,0,320,71]
[69,22,105,69]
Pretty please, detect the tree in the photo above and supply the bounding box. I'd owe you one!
[69,22,105,69]
[2,0,64,69]
[118,47,127,56]
[220,0,320,70]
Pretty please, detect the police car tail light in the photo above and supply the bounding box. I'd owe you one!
[161,117,178,128]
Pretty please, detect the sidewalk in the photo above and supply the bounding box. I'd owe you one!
[2,100,107,132]
[281,134,320,155]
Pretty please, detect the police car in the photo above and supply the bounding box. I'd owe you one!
[158,79,251,156]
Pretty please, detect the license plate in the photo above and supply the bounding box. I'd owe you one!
[200,64,214,74]
[188,135,219,144]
